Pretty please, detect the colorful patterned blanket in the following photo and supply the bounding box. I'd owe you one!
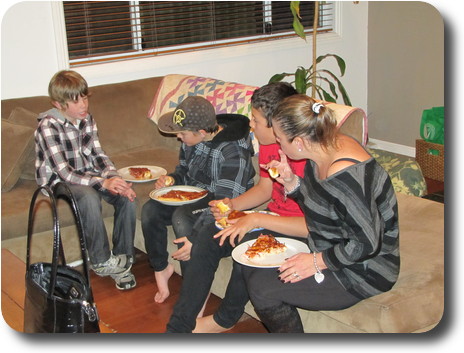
[148,74,258,124]
[147,74,368,148]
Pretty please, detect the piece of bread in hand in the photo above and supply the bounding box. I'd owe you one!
[216,201,231,215]
[164,176,174,186]
[268,167,280,179]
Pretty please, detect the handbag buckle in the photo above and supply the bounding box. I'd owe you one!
[83,300,98,322]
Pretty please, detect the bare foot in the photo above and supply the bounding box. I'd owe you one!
[193,314,232,333]
[197,292,211,318]
[154,263,174,303]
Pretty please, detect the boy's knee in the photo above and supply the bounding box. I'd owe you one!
[142,200,159,221]
[77,191,101,210]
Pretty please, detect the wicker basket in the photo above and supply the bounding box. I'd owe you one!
[415,139,444,182]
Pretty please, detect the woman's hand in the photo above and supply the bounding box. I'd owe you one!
[278,252,314,283]
[260,150,298,188]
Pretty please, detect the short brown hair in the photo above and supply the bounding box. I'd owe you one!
[251,82,298,127]
[272,94,338,150]
[48,70,89,107]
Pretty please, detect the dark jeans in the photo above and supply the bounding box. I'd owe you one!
[244,267,361,310]
[141,196,212,271]
[166,224,288,333]
[242,261,361,332]
[67,184,136,265]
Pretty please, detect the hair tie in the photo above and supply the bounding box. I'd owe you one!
[312,102,324,114]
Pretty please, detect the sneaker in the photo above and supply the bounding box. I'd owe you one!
[111,271,136,290]
[92,254,132,277]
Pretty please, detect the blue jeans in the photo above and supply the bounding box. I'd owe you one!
[141,196,213,272]
[66,184,136,265]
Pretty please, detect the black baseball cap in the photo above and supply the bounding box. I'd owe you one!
[158,96,217,134]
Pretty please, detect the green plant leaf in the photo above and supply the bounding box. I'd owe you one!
[295,67,308,93]
[269,73,288,83]
[290,1,306,40]
[315,75,338,100]
[316,54,346,76]
[319,69,352,105]
[311,84,336,103]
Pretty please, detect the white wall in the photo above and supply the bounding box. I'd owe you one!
[1,1,368,111]
[367,1,444,149]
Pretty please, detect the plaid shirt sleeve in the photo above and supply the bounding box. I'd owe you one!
[35,114,117,189]
[210,142,254,199]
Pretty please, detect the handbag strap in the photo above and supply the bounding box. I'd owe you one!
[26,185,60,269]
[53,182,93,285]
[26,183,93,299]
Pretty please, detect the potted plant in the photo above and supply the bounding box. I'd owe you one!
[269,1,351,105]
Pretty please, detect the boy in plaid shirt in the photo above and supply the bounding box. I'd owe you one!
[35,70,137,290]
[142,96,255,304]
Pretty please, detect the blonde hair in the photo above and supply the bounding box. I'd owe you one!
[48,70,89,107]
[272,94,338,150]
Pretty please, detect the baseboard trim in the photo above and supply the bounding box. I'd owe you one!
[367,139,415,157]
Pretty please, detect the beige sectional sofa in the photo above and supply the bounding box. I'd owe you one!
[1,74,444,333]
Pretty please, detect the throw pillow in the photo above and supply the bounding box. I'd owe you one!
[368,148,427,197]
[1,119,35,191]
[8,107,39,180]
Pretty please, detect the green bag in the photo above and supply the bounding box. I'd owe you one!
[420,106,444,145]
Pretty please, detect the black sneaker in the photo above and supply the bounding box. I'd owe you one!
[111,271,136,290]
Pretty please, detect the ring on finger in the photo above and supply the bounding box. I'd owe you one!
[292,272,299,278]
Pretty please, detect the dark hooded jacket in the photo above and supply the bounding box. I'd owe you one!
[171,113,255,199]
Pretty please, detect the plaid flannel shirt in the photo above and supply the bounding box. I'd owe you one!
[35,108,118,189]
[170,114,255,199]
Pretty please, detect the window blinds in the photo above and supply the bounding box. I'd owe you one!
[63,1,334,66]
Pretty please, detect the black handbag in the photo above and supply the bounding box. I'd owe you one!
[24,183,100,333]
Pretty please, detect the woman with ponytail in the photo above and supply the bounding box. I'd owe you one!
[217,95,400,333]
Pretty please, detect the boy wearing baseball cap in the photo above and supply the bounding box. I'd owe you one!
[142,96,255,304]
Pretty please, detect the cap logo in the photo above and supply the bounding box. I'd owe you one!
[173,108,186,127]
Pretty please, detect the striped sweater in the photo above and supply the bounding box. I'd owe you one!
[294,158,400,299]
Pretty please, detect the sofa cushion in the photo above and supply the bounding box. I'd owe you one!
[7,107,39,180]
[87,77,165,156]
[1,120,35,191]
[368,148,427,197]
[313,193,444,332]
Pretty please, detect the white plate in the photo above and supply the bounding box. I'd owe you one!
[118,165,167,183]
[215,210,279,231]
[232,237,310,268]
[149,185,208,206]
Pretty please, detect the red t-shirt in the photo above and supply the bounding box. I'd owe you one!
[258,144,305,217]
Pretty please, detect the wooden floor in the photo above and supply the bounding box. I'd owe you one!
[1,248,267,333]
